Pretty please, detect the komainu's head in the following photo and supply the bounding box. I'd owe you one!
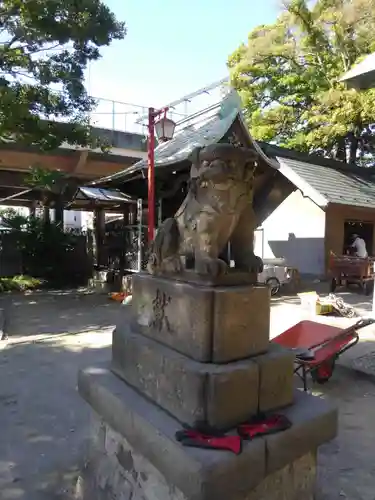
[188,144,258,183]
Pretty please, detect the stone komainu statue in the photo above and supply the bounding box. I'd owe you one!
[147,143,263,277]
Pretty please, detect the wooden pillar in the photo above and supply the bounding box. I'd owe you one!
[93,208,105,268]
[54,197,64,227]
[119,205,130,281]
[29,200,37,218]
[43,206,50,226]
[128,203,136,225]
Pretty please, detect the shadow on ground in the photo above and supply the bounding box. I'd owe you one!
[0,329,113,500]
[0,290,131,499]
[2,290,124,339]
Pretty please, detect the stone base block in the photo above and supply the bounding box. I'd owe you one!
[78,417,316,500]
[112,327,259,429]
[157,269,259,286]
[253,344,295,413]
[132,272,270,362]
[78,365,337,500]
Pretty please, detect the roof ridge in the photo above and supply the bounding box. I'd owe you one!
[258,141,375,176]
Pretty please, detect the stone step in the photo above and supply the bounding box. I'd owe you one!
[78,365,338,500]
[112,327,294,429]
[131,272,270,363]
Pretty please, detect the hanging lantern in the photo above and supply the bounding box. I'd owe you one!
[154,116,176,142]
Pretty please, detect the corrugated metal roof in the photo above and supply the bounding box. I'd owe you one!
[340,52,375,89]
[0,218,14,231]
[90,106,240,186]
[146,109,238,167]
[277,157,375,208]
[74,187,136,204]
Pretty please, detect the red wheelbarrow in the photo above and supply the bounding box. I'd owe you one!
[272,318,375,391]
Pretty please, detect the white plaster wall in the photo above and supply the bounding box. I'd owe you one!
[254,190,326,275]
[64,211,93,231]
[0,205,93,232]
[64,210,82,229]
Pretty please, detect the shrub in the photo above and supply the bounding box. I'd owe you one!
[0,210,88,286]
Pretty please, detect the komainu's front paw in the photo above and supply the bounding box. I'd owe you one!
[236,253,263,273]
[147,253,158,275]
[162,256,183,274]
[195,257,228,277]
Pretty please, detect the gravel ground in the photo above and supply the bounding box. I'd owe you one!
[316,368,375,500]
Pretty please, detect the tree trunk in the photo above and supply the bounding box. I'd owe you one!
[348,134,358,164]
[335,137,347,162]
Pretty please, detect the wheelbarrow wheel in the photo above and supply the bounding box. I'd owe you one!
[364,280,373,296]
[266,277,280,296]
[311,358,336,384]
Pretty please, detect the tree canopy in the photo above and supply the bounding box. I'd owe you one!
[228,0,375,164]
[0,0,126,150]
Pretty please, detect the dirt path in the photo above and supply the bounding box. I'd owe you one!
[0,291,122,500]
[0,292,375,499]
[2,290,124,339]
[316,368,375,500]
[0,329,114,500]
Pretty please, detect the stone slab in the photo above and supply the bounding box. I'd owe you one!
[112,327,259,429]
[132,273,213,362]
[253,344,294,413]
[132,273,270,362]
[244,452,316,500]
[78,365,336,500]
[264,389,338,475]
[212,284,270,362]
[78,365,266,500]
[79,415,316,500]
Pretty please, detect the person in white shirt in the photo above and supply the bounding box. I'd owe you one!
[351,234,368,258]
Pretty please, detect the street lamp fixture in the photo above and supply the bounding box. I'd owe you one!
[147,107,176,243]
[155,116,176,142]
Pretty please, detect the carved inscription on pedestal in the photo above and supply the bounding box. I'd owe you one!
[149,289,172,333]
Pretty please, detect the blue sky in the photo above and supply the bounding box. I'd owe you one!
[87,0,279,112]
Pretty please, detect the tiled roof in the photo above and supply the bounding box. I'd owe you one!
[276,157,375,209]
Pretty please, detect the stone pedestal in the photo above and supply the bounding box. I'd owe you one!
[132,273,270,362]
[78,272,338,500]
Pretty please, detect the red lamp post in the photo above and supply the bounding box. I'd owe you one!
[147,107,176,243]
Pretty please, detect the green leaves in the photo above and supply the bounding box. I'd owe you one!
[25,166,67,192]
[0,0,126,150]
[229,0,375,164]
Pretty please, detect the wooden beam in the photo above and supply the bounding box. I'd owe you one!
[0,170,29,187]
[0,199,39,208]
[0,148,136,180]
[0,188,33,203]
[0,186,35,199]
